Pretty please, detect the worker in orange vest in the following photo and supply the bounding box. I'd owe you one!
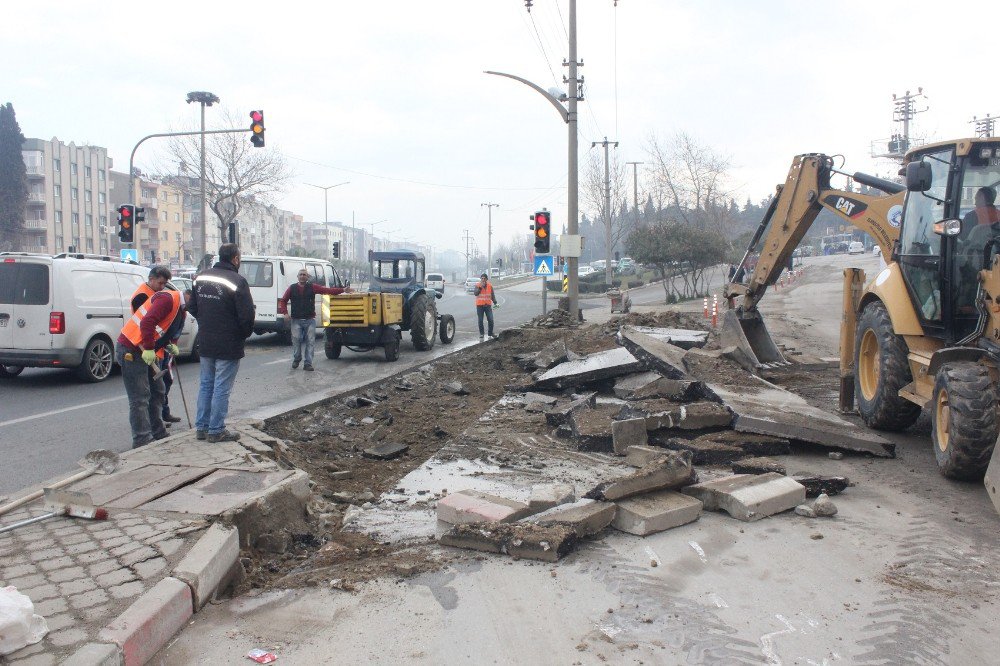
[474,272,499,341]
[115,266,185,448]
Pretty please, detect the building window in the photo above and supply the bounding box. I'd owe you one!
[85,190,92,203]
[174,194,180,203]
[53,158,61,171]
[174,213,180,223]
[53,184,61,198]
[71,163,78,176]
[99,170,105,181]
[163,231,168,241]
[86,239,93,253]
[98,192,105,204]
[101,215,107,226]
[71,187,78,201]
[55,211,62,224]
[162,191,168,201]
[86,214,93,228]
[72,213,79,227]
[161,211,167,222]
[85,166,92,179]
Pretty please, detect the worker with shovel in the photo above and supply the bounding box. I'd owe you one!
[115,266,185,448]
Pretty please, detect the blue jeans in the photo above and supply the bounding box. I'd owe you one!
[476,305,494,336]
[115,343,167,448]
[291,318,316,366]
[195,357,241,435]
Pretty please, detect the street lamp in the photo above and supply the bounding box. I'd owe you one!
[304,181,350,225]
[185,91,219,261]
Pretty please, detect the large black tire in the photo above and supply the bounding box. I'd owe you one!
[854,301,921,430]
[0,365,25,378]
[325,330,342,359]
[77,336,114,383]
[931,362,998,480]
[439,315,455,344]
[409,293,437,351]
[384,338,400,362]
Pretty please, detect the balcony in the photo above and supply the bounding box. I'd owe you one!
[27,192,45,204]
[141,197,158,208]
[22,245,48,254]
[25,164,44,176]
[22,220,47,229]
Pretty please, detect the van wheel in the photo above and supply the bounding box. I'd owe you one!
[77,337,114,382]
[0,365,25,378]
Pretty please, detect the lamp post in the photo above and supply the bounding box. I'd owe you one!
[304,181,350,225]
[185,91,219,260]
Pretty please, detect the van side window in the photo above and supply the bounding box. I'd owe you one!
[309,264,325,286]
[0,264,50,305]
[239,261,273,287]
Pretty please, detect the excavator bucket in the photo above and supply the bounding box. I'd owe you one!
[719,310,788,373]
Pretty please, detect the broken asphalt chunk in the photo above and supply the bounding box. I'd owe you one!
[682,473,805,522]
[527,498,617,537]
[568,404,620,452]
[613,372,704,401]
[443,381,469,396]
[663,437,745,465]
[439,522,577,562]
[532,340,570,370]
[436,490,532,525]
[621,400,733,432]
[618,326,691,379]
[791,475,850,498]
[621,326,709,350]
[532,347,643,390]
[545,392,597,427]
[625,445,667,468]
[612,417,648,455]
[612,490,702,536]
[732,457,787,476]
[528,483,576,512]
[362,442,409,460]
[586,451,696,502]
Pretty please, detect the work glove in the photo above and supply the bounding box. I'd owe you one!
[141,350,157,366]
[166,344,180,357]
[493,303,500,310]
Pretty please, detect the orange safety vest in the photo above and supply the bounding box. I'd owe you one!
[120,289,181,358]
[130,282,158,313]
[475,282,494,307]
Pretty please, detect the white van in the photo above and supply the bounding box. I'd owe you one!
[0,253,151,382]
[234,256,345,342]
[425,272,446,292]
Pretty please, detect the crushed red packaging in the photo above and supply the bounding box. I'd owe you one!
[247,649,277,663]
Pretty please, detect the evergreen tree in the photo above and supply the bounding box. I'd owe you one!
[0,103,28,251]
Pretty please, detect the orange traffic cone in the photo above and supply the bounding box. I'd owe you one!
[711,301,718,328]
[703,297,709,318]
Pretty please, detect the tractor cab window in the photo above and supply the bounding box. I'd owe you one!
[372,259,416,282]
[901,148,952,321]
[952,147,1000,335]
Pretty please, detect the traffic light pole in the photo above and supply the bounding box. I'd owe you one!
[128,128,250,263]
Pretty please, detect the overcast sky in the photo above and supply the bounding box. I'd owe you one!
[3,1,995,255]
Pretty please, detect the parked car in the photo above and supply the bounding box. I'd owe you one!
[0,252,151,381]
[464,277,479,293]
[578,265,596,276]
[848,241,865,255]
[872,245,882,256]
[616,257,637,275]
[425,272,446,293]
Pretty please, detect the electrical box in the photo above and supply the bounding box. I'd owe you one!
[559,234,582,258]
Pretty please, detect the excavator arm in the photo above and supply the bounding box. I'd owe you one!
[722,153,906,369]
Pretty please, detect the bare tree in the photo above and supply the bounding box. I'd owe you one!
[582,149,629,283]
[164,108,292,259]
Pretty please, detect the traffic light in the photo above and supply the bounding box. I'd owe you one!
[332,241,341,259]
[531,210,551,254]
[117,205,135,243]
[250,110,265,148]
[135,207,146,224]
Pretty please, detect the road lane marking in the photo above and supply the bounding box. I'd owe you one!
[0,395,127,428]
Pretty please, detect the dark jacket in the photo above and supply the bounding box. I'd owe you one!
[188,261,255,360]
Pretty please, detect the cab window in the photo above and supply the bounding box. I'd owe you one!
[901,148,952,321]
[239,261,273,287]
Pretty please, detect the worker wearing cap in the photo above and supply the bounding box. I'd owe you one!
[115,265,184,449]
[474,272,499,341]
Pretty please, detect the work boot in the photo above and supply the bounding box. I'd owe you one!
[196,430,207,440]
[207,429,241,443]
[479,335,485,342]
[292,360,300,369]
[488,334,498,340]
[163,413,182,423]
[304,364,315,372]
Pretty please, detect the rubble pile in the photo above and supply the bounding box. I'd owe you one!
[523,308,577,328]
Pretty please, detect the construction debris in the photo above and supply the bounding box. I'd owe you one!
[527,499,617,537]
[439,522,577,562]
[437,490,532,525]
[682,473,806,522]
[612,490,702,536]
[618,327,691,379]
[586,451,696,502]
[533,347,643,390]
[613,372,703,401]
[544,392,597,427]
[612,417,648,455]
[623,400,733,432]
[791,475,850,498]
[732,457,787,475]
[528,484,576,512]
[622,326,709,350]
[362,442,409,460]
[795,493,838,518]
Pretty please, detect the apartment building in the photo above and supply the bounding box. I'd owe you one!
[21,137,113,255]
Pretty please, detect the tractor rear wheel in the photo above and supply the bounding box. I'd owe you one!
[439,315,455,344]
[410,293,437,351]
[384,338,400,362]
[854,301,921,431]
[932,362,998,480]
[324,330,342,359]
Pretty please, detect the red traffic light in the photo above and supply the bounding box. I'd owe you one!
[250,109,265,147]
[121,207,131,218]
[251,110,263,123]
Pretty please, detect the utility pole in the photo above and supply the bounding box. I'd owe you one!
[304,182,350,226]
[626,161,643,228]
[593,137,618,286]
[481,202,498,272]
[970,114,997,138]
[463,228,473,278]
[185,91,219,260]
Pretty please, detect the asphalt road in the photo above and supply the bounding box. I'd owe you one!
[0,285,552,496]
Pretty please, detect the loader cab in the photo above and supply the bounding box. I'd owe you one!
[901,140,1000,343]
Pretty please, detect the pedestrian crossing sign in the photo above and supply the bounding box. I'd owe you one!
[534,255,554,276]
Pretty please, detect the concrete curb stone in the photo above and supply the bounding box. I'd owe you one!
[172,523,239,609]
[63,642,123,666]
[98,577,192,666]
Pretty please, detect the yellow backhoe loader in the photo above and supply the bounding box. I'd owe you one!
[724,141,1000,498]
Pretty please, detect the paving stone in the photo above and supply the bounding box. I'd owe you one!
[59,533,93,546]
[120,545,159,567]
[7,640,47,659]
[22,583,59,601]
[108,580,144,600]
[3,563,36,579]
[65,541,100,555]
[527,484,576,512]
[78,551,109,564]
[682,473,806,522]
[96,569,137,587]
[6,574,46,589]
[69,588,110,610]
[59,578,98,596]
[27,549,61,563]
[568,404,620,452]
[732,457,787,476]
[48,567,87,583]
[45,611,75,632]
[437,490,531,525]
[101,536,131,549]
[612,418,648,455]
[34,596,69,616]
[109,542,142,558]
[38,556,74,572]
[613,491,703,536]
[533,347,643,390]
[155,538,184,557]
[624,445,667,468]
[49,626,89,648]
[527,499,617,536]
[586,451,696,502]
[7,653,57,665]
[133,556,167,579]
[88,561,120,577]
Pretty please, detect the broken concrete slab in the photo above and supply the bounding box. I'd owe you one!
[528,498,617,537]
[708,431,792,456]
[533,340,570,370]
[732,457,787,476]
[622,400,733,432]
[443,381,469,396]
[682,473,806,522]
[612,491,703,536]
[533,346,643,390]
[612,417,648,455]
[523,392,559,412]
[791,475,850,498]
[618,326,691,379]
[625,445,667,468]
[586,451,696,502]
[663,437,745,465]
[362,442,409,460]
[567,404,621,452]
[623,326,709,350]
[439,522,577,562]
[708,382,895,458]
[437,490,532,525]
[613,372,704,401]
[545,392,597,427]
[528,483,576,512]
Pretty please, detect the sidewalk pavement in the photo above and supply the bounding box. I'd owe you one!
[0,421,305,666]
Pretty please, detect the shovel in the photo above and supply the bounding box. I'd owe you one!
[0,449,120,517]
[0,489,108,534]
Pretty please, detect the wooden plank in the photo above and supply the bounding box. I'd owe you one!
[105,467,215,509]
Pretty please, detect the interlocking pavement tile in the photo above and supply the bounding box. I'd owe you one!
[38,556,74,571]
[154,538,184,557]
[95,568,137,587]
[22,583,58,601]
[33,597,68,616]
[65,540,100,555]
[68,588,109,610]
[48,567,86,584]
[120,545,158,567]
[108,580,144,600]
[133,556,167,579]
[48,626,88,648]
[6,574,46,589]
[88,560,119,577]
[27,548,60,562]
[59,577,98,596]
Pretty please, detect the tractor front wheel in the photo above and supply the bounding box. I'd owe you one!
[410,293,437,351]
[854,301,921,431]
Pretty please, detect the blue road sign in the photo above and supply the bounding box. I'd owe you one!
[533,255,554,276]
[120,249,138,263]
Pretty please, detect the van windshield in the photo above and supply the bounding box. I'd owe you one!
[239,261,273,287]
[0,263,49,305]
